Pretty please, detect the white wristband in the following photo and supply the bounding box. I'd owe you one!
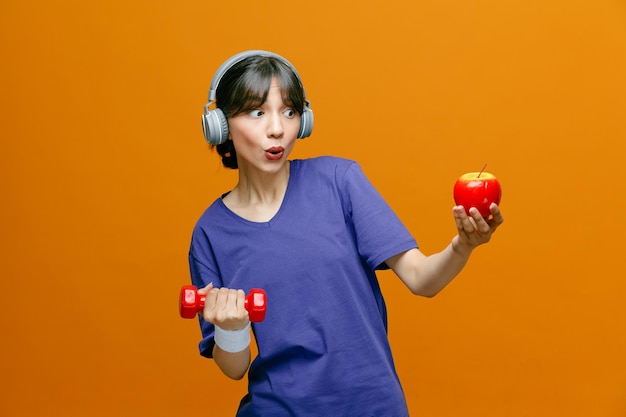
[214,323,251,353]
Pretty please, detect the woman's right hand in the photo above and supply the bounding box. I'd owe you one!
[197,283,250,331]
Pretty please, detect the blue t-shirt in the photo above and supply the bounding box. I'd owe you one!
[189,156,418,417]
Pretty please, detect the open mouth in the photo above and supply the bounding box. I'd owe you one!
[265,146,285,160]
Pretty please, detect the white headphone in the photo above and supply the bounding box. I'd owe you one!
[201,50,314,146]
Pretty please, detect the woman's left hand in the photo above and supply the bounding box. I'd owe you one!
[453,203,504,251]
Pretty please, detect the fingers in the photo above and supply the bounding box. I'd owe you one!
[453,206,467,231]
[453,206,481,233]
[196,282,214,295]
[470,208,490,234]
[211,288,246,316]
[202,286,249,330]
[455,204,504,233]
[488,203,504,229]
[453,204,504,248]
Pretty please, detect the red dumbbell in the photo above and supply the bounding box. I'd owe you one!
[179,285,267,322]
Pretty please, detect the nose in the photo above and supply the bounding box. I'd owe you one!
[266,111,284,138]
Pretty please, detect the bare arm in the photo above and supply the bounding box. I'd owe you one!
[213,345,250,380]
[386,204,504,297]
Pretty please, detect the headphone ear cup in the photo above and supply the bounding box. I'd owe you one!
[202,108,229,145]
[297,105,314,139]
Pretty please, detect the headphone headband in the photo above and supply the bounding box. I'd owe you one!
[207,50,305,104]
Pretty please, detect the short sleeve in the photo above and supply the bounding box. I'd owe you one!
[188,226,223,358]
[339,162,417,270]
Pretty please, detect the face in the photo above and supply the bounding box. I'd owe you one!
[227,78,301,175]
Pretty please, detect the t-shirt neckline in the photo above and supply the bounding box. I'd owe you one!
[217,160,297,227]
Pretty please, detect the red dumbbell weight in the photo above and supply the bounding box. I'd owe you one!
[179,285,267,322]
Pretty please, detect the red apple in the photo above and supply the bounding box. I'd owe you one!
[453,171,502,217]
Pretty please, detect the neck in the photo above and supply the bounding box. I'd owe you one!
[231,161,291,207]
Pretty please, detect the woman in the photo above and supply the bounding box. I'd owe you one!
[188,50,504,416]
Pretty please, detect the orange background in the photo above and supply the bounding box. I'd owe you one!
[1,0,625,416]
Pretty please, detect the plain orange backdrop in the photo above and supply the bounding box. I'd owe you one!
[1,0,625,416]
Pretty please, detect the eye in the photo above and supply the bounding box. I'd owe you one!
[283,109,296,118]
[249,109,263,118]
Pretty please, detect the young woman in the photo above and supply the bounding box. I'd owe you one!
[188,50,504,416]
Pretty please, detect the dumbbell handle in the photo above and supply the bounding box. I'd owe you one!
[179,285,267,322]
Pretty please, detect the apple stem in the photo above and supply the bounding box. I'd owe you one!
[478,163,488,178]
